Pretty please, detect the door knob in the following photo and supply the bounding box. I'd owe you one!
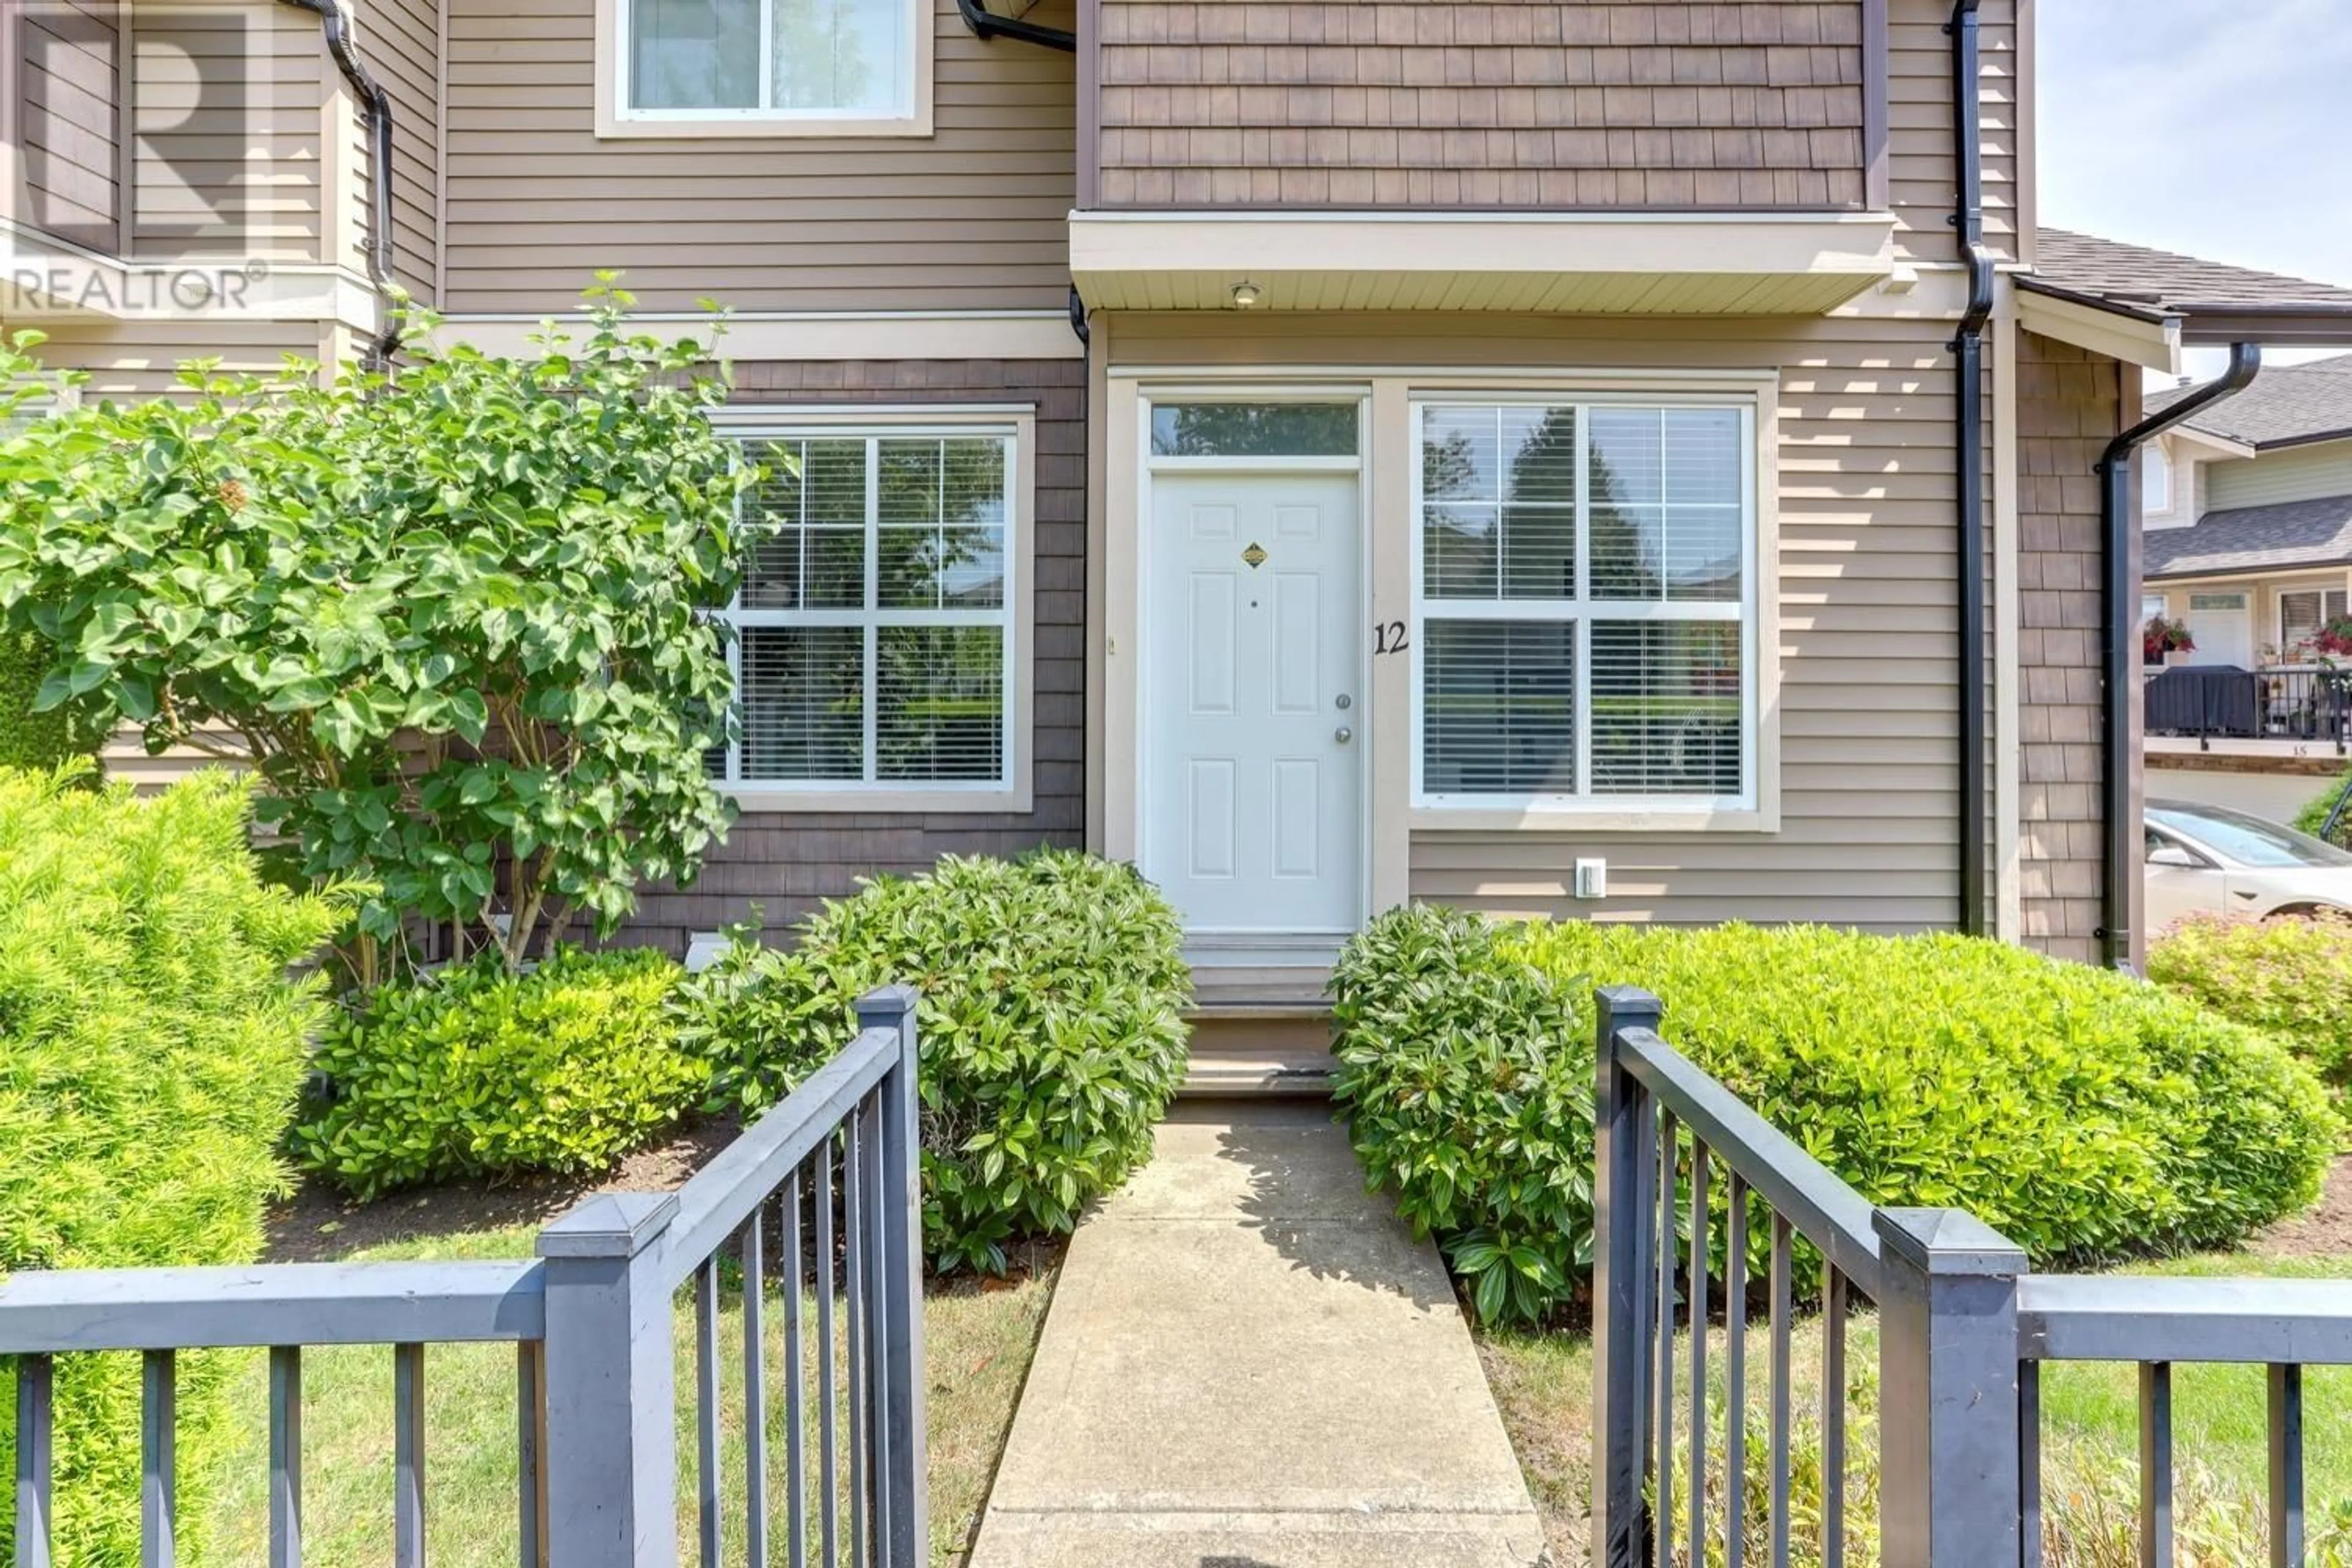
[1335,726,1354,744]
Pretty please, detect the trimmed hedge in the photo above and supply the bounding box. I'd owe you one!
[1332,908,2337,1325]
[0,767,342,1566]
[2149,911,2352,1107]
[296,946,704,1199]
[673,850,1193,1273]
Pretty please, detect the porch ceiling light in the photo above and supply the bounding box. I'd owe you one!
[1229,280,1263,309]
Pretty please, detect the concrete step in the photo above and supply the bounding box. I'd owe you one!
[1182,1009,1336,1099]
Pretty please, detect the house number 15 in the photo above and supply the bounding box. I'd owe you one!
[1373,620,1409,655]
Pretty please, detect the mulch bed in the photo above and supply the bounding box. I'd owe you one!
[2250,1153,2352,1261]
[262,1117,742,1264]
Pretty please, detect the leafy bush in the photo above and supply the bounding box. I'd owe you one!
[1331,908,2337,1325]
[0,767,342,1566]
[2295,767,2352,848]
[2149,911,2352,1105]
[0,630,104,772]
[1327,905,1590,1325]
[0,295,750,986]
[673,851,1192,1273]
[296,946,704,1199]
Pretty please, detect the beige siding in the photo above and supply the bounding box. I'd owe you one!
[439,0,1076,314]
[15,317,323,399]
[2016,330,2119,965]
[368,0,440,301]
[133,3,325,263]
[1888,0,2016,265]
[2207,437,2352,514]
[619,358,1087,953]
[1109,310,1970,933]
[15,0,121,251]
[1089,0,1872,209]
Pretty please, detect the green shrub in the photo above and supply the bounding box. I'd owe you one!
[673,851,1193,1273]
[1331,908,2337,1326]
[296,946,704,1199]
[2149,911,2352,1104]
[2295,768,2352,848]
[0,766,342,1566]
[0,631,104,773]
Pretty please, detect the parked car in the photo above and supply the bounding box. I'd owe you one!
[2145,798,2352,931]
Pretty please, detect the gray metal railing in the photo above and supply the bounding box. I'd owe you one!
[0,984,927,1568]
[1592,984,2352,1568]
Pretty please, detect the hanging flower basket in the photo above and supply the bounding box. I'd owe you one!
[2311,617,2352,659]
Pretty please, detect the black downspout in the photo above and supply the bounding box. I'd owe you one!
[957,0,1076,52]
[2096,343,2261,970]
[1947,0,1996,938]
[282,0,402,372]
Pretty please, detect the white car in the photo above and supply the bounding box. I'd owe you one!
[2144,798,2352,932]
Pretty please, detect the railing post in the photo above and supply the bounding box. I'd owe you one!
[1875,1208,2028,1568]
[856,983,929,1568]
[1592,985,1662,1568]
[537,1191,682,1568]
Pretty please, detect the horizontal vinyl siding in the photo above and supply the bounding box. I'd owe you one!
[19,318,322,399]
[615,358,1088,955]
[132,3,323,262]
[1888,0,2015,266]
[372,0,440,302]
[2206,438,2352,513]
[440,0,1076,314]
[18,0,120,251]
[1109,311,1964,933]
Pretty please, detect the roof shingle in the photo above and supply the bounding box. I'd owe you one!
[2032,230,2352,316]
[2144,494,2352,580]
[2145,354,2352,448]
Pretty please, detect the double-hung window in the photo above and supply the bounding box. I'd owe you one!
[1412,398,1757,814]
[710,424,1020,802]
[612,0,927,134]
[2280,587,2350,660]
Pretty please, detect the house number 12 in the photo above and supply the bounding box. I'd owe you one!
[1373,620,1409,655]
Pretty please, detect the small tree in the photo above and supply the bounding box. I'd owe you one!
[0,284,753,983]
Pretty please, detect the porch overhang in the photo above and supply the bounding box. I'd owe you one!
[1068,210,1900,314]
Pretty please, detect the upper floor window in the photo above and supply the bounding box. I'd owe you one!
[609,0,930,136]
[2142,445,2173,515]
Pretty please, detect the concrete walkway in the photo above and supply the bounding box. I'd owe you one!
[968,1104,1545,1568]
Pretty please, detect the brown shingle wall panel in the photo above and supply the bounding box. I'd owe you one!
[622,359,1088,955]
[1091,0,1872,206]
[2016,329,2119,967]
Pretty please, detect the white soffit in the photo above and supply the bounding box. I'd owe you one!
[1068,211,1899,315]
[2016,288,2184,376]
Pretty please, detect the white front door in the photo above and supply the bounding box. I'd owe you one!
[1144,470,1362,935]
[2184,591,2254,669]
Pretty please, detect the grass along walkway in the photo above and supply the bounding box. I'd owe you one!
[193,1221,1057,1568]
[1482,1181,2352,1567]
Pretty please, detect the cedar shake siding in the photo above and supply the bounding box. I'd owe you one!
[620,358,1088,953]
[1085,0,1877,210]
[439,0,1077,314]
[10,0,121,252]
[2016,330,2125,966]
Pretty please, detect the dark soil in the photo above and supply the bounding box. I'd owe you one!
[262,1117,742,1264]
[2251,1154,2352,1261]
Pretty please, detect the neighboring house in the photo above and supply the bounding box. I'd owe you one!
[2142,354,2352,669]
[10,0,2352,976]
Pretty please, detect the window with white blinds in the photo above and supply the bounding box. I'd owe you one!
[1413,399,1754,810]
[710,429,1016,793]
[2280,588,2350,659]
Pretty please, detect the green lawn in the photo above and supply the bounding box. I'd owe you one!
[1482,1246,2352,1567]
[193,1226,1055,1568]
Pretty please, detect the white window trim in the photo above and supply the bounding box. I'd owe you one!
[595,0,935,139]
[706,404,1033,813]
[1406,386,1778,833]
[2274,582,2350,666]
